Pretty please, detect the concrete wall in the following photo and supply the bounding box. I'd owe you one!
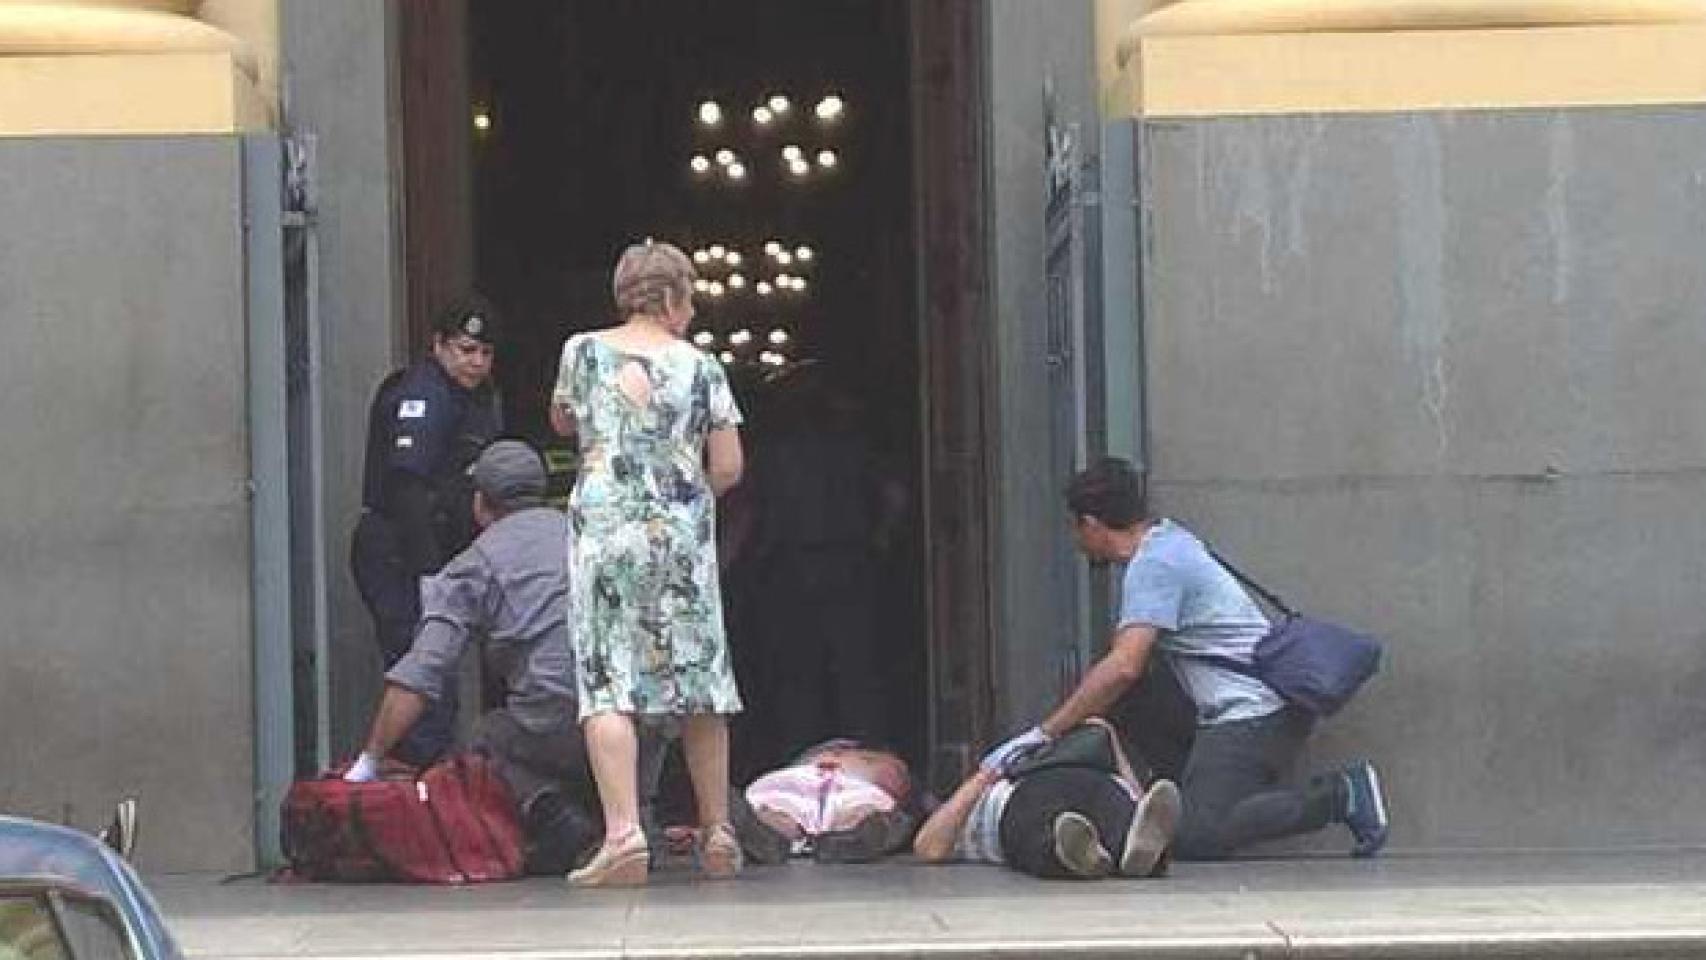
[1139,106,1706,850]
[986,0,1100,727]
[0,137,256,872]
[279,0,405,758]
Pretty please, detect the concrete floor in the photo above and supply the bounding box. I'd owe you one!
[153,851,1706,960]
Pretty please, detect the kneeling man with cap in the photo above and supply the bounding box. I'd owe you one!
[344,440,598,872]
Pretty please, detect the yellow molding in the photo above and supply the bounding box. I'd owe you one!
[1118,22,1706,117]
[0,51,266,135]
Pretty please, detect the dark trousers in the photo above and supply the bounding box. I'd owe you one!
[350,513,459,766]
[998,725,1136,879]
[469,710,597,874]
[1173,708,1341,860]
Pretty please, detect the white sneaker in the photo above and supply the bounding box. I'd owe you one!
[1120,780,1180,877]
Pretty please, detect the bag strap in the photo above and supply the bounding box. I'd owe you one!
[1202,545,1297,618]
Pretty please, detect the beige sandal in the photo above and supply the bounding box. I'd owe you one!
[697,822,743,879]
[567,828,649,888]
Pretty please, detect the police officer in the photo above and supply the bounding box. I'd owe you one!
[350,296,503,766]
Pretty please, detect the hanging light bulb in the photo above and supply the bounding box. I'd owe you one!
[795,245,814,262]
[768,329,790,345]
[707,281,725,298]
[708,244,726,260]
[725,251,743,267]
[768,94,791,115]
[719,351,735,365]
[692,250,710,265]
[692,331,715,348]
[775,273,794,288]
[693,278,711,293]
[764,241,782,256]
[792,276,809,292]
[730,329,753,346]
[472,110,493,132]
[715,148,735,166]
[756,281,773,296]
[781,145,804,163]
[752,105,774,126]
[726,162,747,181]
[699,101,723,126]
[727,273,747,289]
[815,94,845,121]
[690,154,711,174]
[788,159,811,178]
[817,149,839,169]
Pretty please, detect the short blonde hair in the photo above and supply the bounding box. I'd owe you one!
[612,241,695,318]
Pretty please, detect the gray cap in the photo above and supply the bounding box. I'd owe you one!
[472,440,546,509]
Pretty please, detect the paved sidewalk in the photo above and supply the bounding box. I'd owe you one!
[155,851,1706,960]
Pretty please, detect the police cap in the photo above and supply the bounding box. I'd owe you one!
[432,295,499,345]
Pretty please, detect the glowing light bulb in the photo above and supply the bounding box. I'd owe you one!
[775,251,793,266]
[788,159,811,177]
[764,241,782,256]
[768,329,789,345]
[690,154,711,174]
[707,281,725,297]
[692,250,710,265]
[815,95,844,121]
[730,329,753,346]
[756,282,773,296]
[472,111,492,132]
[708,244,726,260]
[692,331,715,347]
[795,245,813,262]
[793,276,809,292]
[775,273,793,288]
[752,105,773,126]
[768,94,791,114]
[699,101,723,126]
[725,251,743,266]
[728,273,746,289]
[817,149,839,169]
[715,148,735,166]
[719,351,735,365]
[726,162,747,180]
[781,145,804,163]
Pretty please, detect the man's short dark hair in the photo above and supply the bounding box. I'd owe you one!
[1067,457,1147,529]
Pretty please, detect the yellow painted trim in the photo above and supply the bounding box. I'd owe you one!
[0,3,255,78]
[1126,0,1706,46]
[1121,23,1706,118]
[0,51,268,135]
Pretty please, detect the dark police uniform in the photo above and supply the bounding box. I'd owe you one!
[350,333,502,765]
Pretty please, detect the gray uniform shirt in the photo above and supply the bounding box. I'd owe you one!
[387,507,576,734]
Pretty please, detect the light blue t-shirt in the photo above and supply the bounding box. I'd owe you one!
[1119,519,1286,726]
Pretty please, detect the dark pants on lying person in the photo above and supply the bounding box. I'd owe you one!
[998,725,1136,879]
[1173,707,1340,860]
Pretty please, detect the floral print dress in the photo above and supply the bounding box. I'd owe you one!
[552,333,745,719]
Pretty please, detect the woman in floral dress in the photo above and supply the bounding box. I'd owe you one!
[549,241,746,886]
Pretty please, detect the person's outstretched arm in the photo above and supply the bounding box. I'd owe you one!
[1039,625,1159,738]
[913,768,1000,862]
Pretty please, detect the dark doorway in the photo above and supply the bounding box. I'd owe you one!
[465,0,930,778]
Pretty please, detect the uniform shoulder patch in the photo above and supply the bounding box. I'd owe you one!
[398,399,428,419]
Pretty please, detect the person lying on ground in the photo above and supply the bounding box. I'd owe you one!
[341,440,606,874]
[914,719,1181,880]
[736,739,921,864]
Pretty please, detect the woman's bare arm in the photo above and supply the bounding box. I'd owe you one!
[706,426,744,495]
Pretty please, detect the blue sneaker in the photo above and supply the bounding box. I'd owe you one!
[1340,761,1389,858]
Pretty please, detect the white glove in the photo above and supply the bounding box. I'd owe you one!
[342,752,380,783]
[979,726,1051,774]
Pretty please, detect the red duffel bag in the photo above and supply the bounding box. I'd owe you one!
[280,752,524,883]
